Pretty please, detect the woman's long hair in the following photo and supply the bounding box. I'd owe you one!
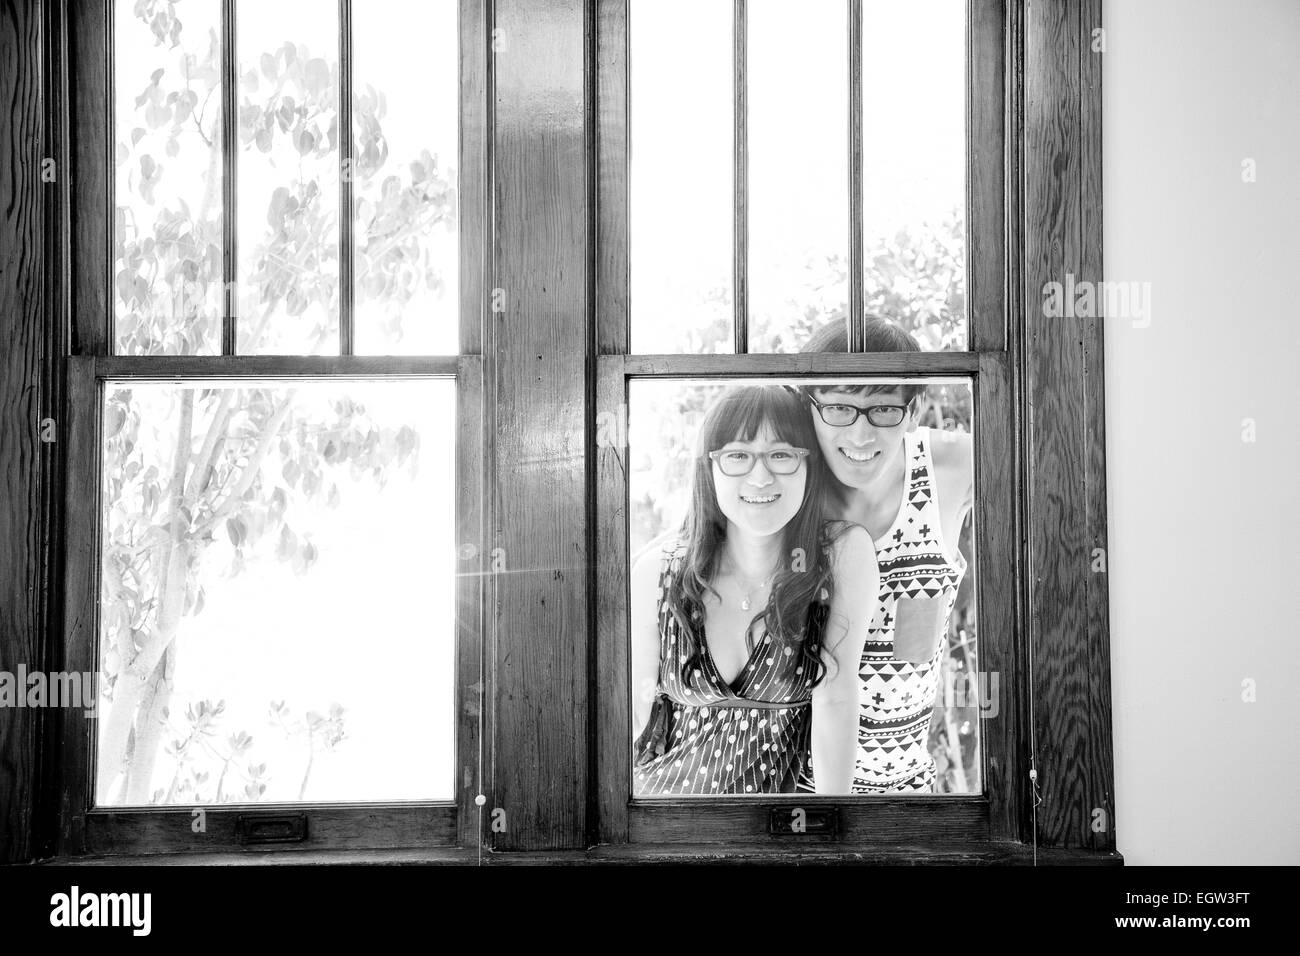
[664,385,841,688]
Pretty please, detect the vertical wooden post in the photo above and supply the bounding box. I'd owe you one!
[1022,0,1113,850]
[0,0,52,864]
[487,0,589,849]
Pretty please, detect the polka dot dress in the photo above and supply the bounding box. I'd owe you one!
[633,542,827,796]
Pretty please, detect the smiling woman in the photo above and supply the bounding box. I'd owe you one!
[629,385,876,796]
[627,375,979,797]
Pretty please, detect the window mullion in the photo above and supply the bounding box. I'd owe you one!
[848,0,864,352]
[221,0,238,356]
[733,0,748,354]
[339,0,354,356]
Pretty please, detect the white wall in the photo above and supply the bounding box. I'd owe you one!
[1104,0,1300,864]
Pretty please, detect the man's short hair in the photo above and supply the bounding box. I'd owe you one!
[800,316,926,406]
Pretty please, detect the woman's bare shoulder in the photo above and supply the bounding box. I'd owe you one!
[822,520,876,569]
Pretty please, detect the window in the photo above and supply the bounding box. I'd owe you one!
[6,0,1114,863]
[593,0,1112,858]
[618,1,979,810]
[58,0,485,854]
[596,0,997,840]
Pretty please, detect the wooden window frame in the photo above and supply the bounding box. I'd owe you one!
[48,0,490,856]
[590,0,1116,860]
[2,0,1112,864]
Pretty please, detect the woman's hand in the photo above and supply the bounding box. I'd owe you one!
[810,524,877,794]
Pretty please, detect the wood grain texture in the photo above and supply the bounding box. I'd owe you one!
[614,351,979,377]
[60,842,1120,865]
[969,0,1007,351]
[732,0,747,352]
[848,0,863,352]
[455,356,487,847]
[1077,0,1113,853]
[628,797,988,846]
[221,0,237,354]
[34,0,70,863]
[57,358,100,856]
[82,805,456,855]
[1021,0,1112,849]
[338,0,354,356]
[975,353,1028,842]
[0,0,45,864]
[594,0,627,355]
[594,363,629,842]
[67,0,109,355]
[460,0,489,356]
[93,355,459,380]
[487,0,588,849]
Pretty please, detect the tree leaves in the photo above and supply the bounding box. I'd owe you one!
[138,155,162,204]
[302,57,331,97]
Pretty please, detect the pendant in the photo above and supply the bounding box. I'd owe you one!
[741,598,751,611]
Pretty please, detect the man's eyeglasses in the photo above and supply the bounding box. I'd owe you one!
[808,395,909,428]
[707,447,810,477]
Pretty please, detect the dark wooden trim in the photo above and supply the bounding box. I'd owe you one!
[594,0,628,356]
[487,0,589,850]
[594,363,630,843]
[82,804,457,855]
[1021,0,1112,850]
[221,0,237,355]
[23,0,1114,865]
[51,842,1121,865]
[0,0,50,863]
[969,0,1007,351]
[338,0,354,356]
[455,355,488,848]
[452,14,488,848]
[974,352,1028,842]
[460,0,490,356]
[66,0,110,356]
[467,0,496,854]
[732,0,747,353]
[56,357,101,856]
[58,356,473,856]
[847,0,864,353]
[1078,0,1112,854]
[35,0,72,864]
[611,351,979,378]
[628,796,988,845]
[594,356,1003,850]
[93,355,460,380]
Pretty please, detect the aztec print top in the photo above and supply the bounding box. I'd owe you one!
[633,540,830,796]
[800,425,967,793]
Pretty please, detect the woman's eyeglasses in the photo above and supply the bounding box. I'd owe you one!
[707,447,810,477]
[808,395,909,428]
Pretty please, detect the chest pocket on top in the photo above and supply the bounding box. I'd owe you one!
[892,596,946,664]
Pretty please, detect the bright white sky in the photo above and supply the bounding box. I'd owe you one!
[630,0,965,352]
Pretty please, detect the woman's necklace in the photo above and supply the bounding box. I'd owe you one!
[735,570,777,611]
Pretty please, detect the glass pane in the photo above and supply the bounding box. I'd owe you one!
[630,0,733,354]
[862,0,967,350]
[748,0,849,353]
[113,0,224,355]
[97,380,455,805]
[236,0,341,354]
[353,0,459,355]
[628,377,979,795]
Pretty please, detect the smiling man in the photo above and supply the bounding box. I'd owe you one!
[798,317,974,793]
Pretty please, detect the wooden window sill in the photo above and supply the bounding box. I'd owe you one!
[44,844,1123,866]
